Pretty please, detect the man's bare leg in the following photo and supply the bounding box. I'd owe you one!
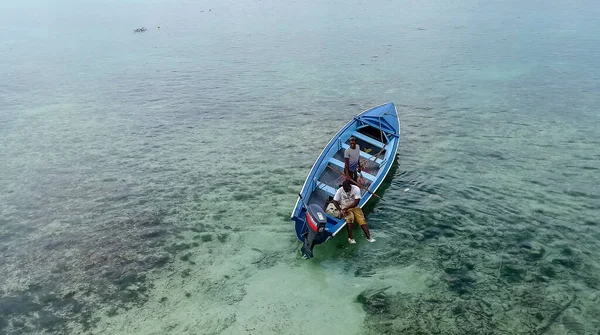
[346,221,353,239]
[360,224,371,240]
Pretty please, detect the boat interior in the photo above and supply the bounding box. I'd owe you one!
[306,124,391,213]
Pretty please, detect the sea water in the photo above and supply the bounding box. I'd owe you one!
[1,0,599,334]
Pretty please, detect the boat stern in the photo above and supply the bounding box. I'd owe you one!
[294,204,330,259]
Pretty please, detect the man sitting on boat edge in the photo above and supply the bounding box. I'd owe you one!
[332,180,376,244]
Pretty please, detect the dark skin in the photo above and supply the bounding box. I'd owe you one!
[332,183,372,240]
[344,139,361,179]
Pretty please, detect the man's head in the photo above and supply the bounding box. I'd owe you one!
[342,179,352,192]
[349,136,357,148]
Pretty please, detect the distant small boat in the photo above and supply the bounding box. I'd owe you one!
[291,102,401,258]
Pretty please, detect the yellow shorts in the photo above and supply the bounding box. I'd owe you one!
[344,207,367,226]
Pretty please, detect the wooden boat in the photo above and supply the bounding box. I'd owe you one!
[291,102,401,258]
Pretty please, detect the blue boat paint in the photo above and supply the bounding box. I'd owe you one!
[291,103,400,257]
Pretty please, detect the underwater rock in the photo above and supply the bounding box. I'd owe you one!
[520,241,545,260]
[478,299,493,317]
[165,242,194,253]
[531,295,576,335]
[562,315,585,335]
[442,229,455,237]
[356,287,391,314]
[105,307,118,317]
[442,260,464,274]
[0,284,98,334]
[489,300,503,315]
[394,229,417,242]
[115,273,146,290]
[424,277,437,288]
[583,275,600,290]
[446,270,477,294]
[412,232,425,241]
[422,227,443,239]
[354,264,375,277]
[436,245,454,259]
[539,264,556,278]
[551,256,579,269]
[560,246,578,256]
[500,262,527,283]
[140,229,167,239]
[361,290,503,334]
[141,252,171,268]
[469,240,484,248]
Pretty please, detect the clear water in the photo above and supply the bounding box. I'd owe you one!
[1,0,599,334]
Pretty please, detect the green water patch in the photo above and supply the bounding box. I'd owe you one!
[358,283,582,334]
[232,193,256,201]
[271,187,287,195]
[355,197,600,334]
[269,168,289,175]
[361,155,400,215]
[164,242,198,253]
[0,284,95,334]
[0,207,183,334]
[276,212,291,222]
[189,224,213,233]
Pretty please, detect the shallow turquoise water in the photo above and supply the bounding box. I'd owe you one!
[1,0,599,334]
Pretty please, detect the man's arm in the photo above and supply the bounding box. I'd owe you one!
[357,145,362,173]
[344,157,350,177]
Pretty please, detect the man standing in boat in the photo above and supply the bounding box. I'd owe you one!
[344,136,362,182]
[332,180,376,244]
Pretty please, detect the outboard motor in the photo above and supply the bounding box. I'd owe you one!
[300,204,327,259]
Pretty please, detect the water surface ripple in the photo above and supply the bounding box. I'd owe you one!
[0,0,599,334]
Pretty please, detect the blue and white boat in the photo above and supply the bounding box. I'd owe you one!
[291,102,401,258]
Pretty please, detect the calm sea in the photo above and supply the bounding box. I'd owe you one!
[1,0,599,334]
